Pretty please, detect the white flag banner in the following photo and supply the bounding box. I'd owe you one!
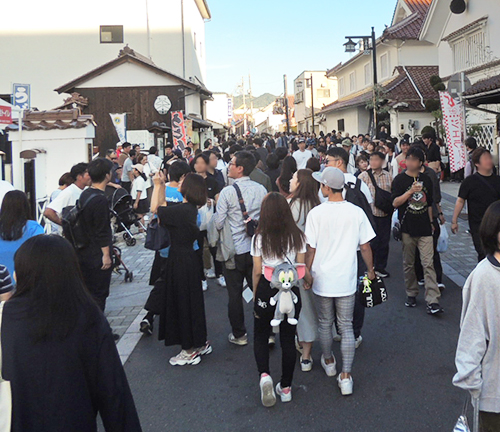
[439,91,467,173]
[109,113,127,144]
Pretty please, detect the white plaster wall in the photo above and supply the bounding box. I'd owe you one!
[205,93,230,125]
[390,111,435,137]
[0,0,208,110]
[8,125,95,199]
[438,2,500,79]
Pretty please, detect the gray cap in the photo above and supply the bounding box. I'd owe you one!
[312,167,345,190]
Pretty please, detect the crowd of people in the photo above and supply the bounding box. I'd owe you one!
[1,127,500,429]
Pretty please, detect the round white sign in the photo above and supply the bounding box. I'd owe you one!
[154,95,172,115]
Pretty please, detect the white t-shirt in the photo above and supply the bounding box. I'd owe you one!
[131,176,148,200]
[319,172,373,204]
[250,233,306,272]
[47,183,83,214]
[305,201,375,297]
[293,149,313,170]
[147,154,162,172]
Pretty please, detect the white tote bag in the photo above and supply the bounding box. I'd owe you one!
[199,200,214,232]
[0,301,12,432]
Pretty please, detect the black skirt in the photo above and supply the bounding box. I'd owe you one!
[134,199,149,214]
[157,245,207,350]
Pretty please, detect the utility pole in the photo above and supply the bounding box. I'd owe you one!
[371,27,378,137]
[249,74,254,132]
[310,74,315,133]
[242,77,247,134]
[284,74,290,134]
[145,0,151,59]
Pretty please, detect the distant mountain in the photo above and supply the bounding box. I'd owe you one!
[233,93,277,109]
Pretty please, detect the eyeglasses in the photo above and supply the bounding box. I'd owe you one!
[111,157,117,160]
[325,158,339,165]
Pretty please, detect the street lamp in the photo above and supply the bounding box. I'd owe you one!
[344,27,378,136]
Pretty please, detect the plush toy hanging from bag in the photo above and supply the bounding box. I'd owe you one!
[264,262,305,326]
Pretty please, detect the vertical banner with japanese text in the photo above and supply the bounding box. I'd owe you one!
[171,111,187,150]
[439,91,467,173]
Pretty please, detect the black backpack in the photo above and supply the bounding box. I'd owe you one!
[345,179,376,230]
[61,193,99,250]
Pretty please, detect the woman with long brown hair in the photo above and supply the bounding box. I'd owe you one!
[288,169,320,372]
[251,192,312,407]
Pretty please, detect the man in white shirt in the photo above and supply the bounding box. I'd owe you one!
[341,139,357,175]
[305,167,375,397]
[44,163,91,229]
[292,138,313,170]
[147,146,162,173]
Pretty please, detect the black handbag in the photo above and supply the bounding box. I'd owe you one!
[359,276,388,308]
[367,170,393,214]
[233,183,258,237]
[145,218,171,251]
[392,207,408,241]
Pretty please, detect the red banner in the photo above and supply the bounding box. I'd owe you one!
[439,91,467,173]
[171,111,187,150]
[0,104,12,125]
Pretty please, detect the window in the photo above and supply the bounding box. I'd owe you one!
[364,63,371,86]
[100,25,124,44]
[338,119,345,132]
[380,53,389,78]
[338,77,345,97]
[349,72,356,93]
[295,90,304,104]
[451,28,488,72]
[317,89,330,98]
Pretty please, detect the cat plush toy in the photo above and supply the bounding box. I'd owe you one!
[264,262,306,326]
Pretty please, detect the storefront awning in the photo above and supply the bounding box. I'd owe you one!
[187,116,212,129]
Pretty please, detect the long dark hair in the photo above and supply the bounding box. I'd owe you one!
[0,190,32,241]
[278,156,297,195]
[289,169,320,225]
[13,235,98,342]
[255,192,304,259]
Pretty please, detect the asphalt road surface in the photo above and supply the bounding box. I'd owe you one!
[124,240,467,432]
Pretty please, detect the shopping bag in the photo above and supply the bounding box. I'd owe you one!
[453,394,479,432]
[359,276,388,308]
[437,225,449,253]
[199,200,214,231]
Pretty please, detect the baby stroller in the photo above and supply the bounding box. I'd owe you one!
[113,245,134,282]
[106,186,147,247]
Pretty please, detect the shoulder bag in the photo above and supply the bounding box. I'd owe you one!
[366,170,394,215]
[0,301,12,431]
[233,183,258,237]
[145,217,171,251]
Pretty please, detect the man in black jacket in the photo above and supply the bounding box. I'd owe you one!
[77,158,114,312]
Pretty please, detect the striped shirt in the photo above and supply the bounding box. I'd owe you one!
[0,265,14,294]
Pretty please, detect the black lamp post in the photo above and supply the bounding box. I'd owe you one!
[344,27,378,136]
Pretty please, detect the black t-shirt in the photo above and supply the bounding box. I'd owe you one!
[391,171,434,237]
[426,143,442,163]
[458,173,500,230]
[77,188,113,267]
[205,175,222,200]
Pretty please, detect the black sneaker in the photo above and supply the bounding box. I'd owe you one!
[405,296,417,308]
[375,269,390,278]
[427,303,444,315]
[140,317,153,335]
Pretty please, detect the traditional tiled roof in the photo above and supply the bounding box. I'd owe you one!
[320,66,439,114]
[55,46,212,97]
[442,16,488,42]
[6,109,95,131]
[384,0,432,40]
[463,74,500,97]
[441,59,500,82]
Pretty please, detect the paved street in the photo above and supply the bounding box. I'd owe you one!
[101,181,477,432]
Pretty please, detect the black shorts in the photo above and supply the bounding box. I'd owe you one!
[134,199,149,214]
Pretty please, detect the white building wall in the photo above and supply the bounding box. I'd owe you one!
[8,126,95,200]
[0,0,208,110]
[205,93,231,125]
[390,110,435,138]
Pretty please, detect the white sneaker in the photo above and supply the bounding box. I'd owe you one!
[169,350,201,366]
[205,268,216,279]
[355,335,363,349]
[295,335,303,353]
[202,280,208,291]
[259,374,276,407]
[196,342,213,356]
[218,276,226,287]
[300,356,313,372]
[268,335,276,347]
[418,279,425,286]
[321,354,337,377]
[337,374,353,396]
[333,334,342,342]
[228,333,248,346]
[275,382,292,403]
[438,283,446,290]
